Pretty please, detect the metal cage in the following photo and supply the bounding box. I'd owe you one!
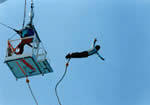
[4,33,53,79]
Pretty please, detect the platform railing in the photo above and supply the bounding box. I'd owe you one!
[6,34,47,62]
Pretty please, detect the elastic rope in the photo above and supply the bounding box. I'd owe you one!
[55,59,71,105]
[0,22,16,31]
[26,79,39,105]
[22,0,27,28]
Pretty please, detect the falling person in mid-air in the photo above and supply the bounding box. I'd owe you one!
[65,38,105,61]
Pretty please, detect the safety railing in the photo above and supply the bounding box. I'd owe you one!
[6,35,47,62]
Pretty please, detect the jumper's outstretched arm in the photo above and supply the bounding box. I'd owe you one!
[96,52,105,61]
[93,38,97,47]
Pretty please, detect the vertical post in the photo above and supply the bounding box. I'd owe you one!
[6,40,9,57]
[32,35,35,56]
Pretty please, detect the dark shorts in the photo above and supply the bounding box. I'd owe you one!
[70,51,89,58]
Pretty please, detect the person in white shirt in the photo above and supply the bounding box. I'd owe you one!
[65,38,104,61]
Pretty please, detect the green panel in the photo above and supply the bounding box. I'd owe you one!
[37,60,53,74]
[5,57,53,79]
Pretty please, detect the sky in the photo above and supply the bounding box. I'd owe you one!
[0,0,150,105]
[0,0,7,4]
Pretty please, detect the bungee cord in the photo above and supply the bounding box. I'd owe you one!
[55,59,71,105]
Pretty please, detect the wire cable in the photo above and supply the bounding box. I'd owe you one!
[26,79,39,105]
[0,22,16,31]
[0,22,22,38]
[22,0,27,28]
[55,59,71,105]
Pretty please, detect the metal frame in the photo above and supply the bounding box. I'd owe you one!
[5,29,52,79]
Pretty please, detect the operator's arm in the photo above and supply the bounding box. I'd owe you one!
[27,43,33,48]
[29,1,34,25]
[15,29,23,37]
[96,52,105,61]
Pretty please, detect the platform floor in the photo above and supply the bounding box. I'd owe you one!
[5,55,53,79]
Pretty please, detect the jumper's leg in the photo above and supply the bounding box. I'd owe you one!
[66,51,89,59]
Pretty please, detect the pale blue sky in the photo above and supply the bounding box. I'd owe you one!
[0,0,150,105]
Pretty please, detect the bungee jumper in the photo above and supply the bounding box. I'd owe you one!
[55,38,105,105]
[66,38,105,61]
